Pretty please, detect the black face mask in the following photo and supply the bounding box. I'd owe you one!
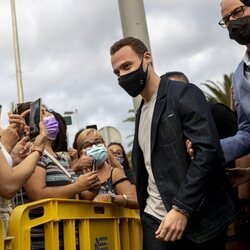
[228,15,250,45]
[118,60,148,97]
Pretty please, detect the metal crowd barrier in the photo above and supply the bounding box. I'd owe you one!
[4,198,142,250]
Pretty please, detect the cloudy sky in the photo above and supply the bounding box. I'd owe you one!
[0,0,246,150]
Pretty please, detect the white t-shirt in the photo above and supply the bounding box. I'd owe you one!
[243,50,250,81]
[0,142,13,236]
[138,89,167,220]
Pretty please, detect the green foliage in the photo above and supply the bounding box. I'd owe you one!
[201,73,233,108]
[123,109,135,164]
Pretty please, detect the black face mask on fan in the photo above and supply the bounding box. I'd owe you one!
[228,15,250,45]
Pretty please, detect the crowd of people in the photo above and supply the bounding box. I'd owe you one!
[0,0,250,249]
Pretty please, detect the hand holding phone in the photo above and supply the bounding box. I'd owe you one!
[92,159,97,171]
[29,98,42,141]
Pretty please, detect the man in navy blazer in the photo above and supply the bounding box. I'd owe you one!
[110,37,242,250]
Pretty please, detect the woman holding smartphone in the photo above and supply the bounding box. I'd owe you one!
[74,128,139,209]
[14,107,100,249]
[0,111,47,236]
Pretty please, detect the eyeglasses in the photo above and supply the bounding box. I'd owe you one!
[219,6,246,28]
[112,152,123,158]
[79,138,104,151]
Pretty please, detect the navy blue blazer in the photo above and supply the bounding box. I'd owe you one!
[132,76,242,243]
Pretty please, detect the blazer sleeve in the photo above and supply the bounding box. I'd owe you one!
[220,90,250,163]
[172,83,225,215]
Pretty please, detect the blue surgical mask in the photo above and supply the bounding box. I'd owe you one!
[115,156,125,166]
[86,144,108,167]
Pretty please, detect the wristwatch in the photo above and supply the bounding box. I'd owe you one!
[110,193,116,203]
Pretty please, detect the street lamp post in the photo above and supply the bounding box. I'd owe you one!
[10,0,24,103]
[118,0,151,112]
[64,109,79,131]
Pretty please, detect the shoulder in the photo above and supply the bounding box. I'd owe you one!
[111,167,127,183]
[166,80,203,96]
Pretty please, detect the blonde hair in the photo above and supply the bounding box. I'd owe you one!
[76,128,103,151]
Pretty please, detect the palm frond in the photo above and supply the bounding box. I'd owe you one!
[201,73,233,108]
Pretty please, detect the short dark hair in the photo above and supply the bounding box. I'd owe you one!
[164,71,189,83]
[110,37,149,58]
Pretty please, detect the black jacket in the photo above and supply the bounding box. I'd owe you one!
[132,76,242,243]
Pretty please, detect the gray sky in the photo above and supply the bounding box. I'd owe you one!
[0,0,246,150]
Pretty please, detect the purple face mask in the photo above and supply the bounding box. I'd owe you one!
[44,115,59,141]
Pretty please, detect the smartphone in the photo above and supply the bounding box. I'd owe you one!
[92,159,97,171]
[86,124,97,130]
[29,98,42,141]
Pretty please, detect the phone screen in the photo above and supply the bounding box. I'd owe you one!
[29,98,41,141]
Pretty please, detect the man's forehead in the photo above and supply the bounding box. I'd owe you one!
[111,46,138,67]
[221,0,243,16]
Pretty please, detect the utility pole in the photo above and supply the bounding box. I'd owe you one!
[10,0,24,103]
[118,0,151,111]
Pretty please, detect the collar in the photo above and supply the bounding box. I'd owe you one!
[243,49,250,67]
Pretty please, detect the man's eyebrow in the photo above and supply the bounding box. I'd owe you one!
[113,60,133,74]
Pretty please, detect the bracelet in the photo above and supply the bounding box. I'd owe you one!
[172,205,190,217]
[31,148,43,157]
[122,193,128,207]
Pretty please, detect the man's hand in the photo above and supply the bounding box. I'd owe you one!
[155,208,188,241]
[186,139,194,159]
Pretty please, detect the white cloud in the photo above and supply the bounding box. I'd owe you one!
[0,0,246,151]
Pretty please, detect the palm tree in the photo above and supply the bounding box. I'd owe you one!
[123,108,135,147]
[201,73,233,109]
[123,109,135,163]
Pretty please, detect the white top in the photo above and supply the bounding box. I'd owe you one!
[243,50,250,82]
[138,89,167,220]
[0,142,13,236]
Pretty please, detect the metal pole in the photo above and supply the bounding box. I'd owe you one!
[75,109,80,131]
[118,0,151,111]
[10,0,24,103]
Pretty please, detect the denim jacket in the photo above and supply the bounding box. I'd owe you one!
[132,76,242,243]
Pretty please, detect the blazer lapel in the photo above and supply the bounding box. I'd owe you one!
[151,77,169,152]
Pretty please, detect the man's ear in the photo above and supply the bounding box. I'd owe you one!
[144,51,152,64]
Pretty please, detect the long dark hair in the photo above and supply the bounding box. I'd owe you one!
[51,111,68,152]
